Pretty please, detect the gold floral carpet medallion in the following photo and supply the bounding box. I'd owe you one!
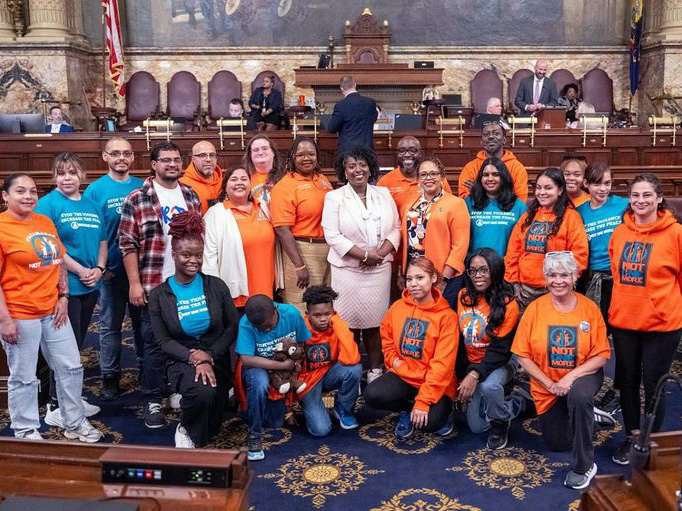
[448,447,568,500]
[359,413,456,454]
[568,498,581,510]
[369,488,483,511]
[258,444,384,508]
[208,417,291,450]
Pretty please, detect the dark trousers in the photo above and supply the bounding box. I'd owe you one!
[363,371,452,433]
[538,369,603,473]
[612,327,682,433]
[167,360,229,447]
[140,307,166,401]
[442,275,464,311]
[49,291,99,401]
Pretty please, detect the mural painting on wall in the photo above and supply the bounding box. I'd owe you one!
[120,0,620,48]
[0,60,54,114]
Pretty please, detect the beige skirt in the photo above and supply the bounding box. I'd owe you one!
[332,262,391,329]
[282,240,330,314]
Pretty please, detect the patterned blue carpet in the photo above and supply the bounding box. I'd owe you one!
[2,308,681,511]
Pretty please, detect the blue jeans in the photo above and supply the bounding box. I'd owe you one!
[2,316,86,436]
[140,307,166,401]
[466,361,524,434]
[243,366,286,437]
[300,363,362,437]
[99,274,142,377]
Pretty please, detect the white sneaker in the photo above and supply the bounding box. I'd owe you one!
[169,393,182,410]
[15,429,43,441]
[82,398,101,417]
[367,368,383,384]
[45,398,100,429]
[175,423,195,448]
[64,418,103,443]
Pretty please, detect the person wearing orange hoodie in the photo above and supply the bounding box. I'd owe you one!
[458,122,528,201]
[364,257,459,438]
[181,141,223,214]
[608,173,682,466]
[297,286,362,436]
[505,167,588,311]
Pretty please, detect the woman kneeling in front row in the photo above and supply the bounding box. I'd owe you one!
[511,251,611,490]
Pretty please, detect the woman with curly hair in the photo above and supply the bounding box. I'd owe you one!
[149,210,240,448]
[243,134,283,204]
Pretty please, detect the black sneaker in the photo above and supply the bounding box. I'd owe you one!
[612,437,632,465]
[144,400,164,429]
[247,434,265,461]
[596,388,621,415]
[101,374,120,401]
[487,420,510,450]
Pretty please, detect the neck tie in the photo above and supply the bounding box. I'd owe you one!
[534,79,542,104]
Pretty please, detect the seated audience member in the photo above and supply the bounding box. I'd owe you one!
[203,165,276,310]
[458,122,528,201]
[244,134,283,204]
[0,173,102,442]
[45,106,75,133]
[297,286,362,435]
[235,295,312,461]
[181,140,223,214]
[465,157,526,258]
[249,75,283,131]
[561,156,589,207]
[456,249,524,449]
[36,153,106,427]
[558,83,580,127]
[505,167,588,311]
[148,211,239,448]
[401,155,470,309]
[229,98,245,118]
[476,97,510,130]
[364,257,458,438]
[512,251,610,490]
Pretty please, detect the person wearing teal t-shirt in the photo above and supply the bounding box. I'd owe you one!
[83,137,144,400]
[466,157,526,258]
[35,152,106,427]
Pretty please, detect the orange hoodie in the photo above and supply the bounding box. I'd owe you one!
[180,162,223,214]
[608,210,682,331]
[458,150,529,201]
[381,289,459,411]
[505,207,588,288]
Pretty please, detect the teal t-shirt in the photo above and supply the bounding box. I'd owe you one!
[466,196,527,258]
[235,303,311,359]
[83,174,144,275]
[577,195,628,272]
[36,190,106,296]
[168,275,210,339]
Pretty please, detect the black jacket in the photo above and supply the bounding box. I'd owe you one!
[148,273,239,364]
[327,92,378,154]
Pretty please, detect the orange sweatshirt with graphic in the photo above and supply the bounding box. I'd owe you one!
[297,314,361,399]
[458,150,529,201]
[180,162,223,214]
[505,207,588,288]
[381,289,459,411]
[608,210,682,331]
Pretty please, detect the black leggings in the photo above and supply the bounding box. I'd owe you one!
[363,371,452,433]
[612,327,682,433]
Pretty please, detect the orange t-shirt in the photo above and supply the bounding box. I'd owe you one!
[0,212,65,319]
[511,293,611,415]
[377,166,452,212]
[251,171,270,204]
[270,172,333,238]
[571,193,590,208]
[225,200,276,307]
[457,290,519,364]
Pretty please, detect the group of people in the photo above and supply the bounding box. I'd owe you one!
[1,116,680,492]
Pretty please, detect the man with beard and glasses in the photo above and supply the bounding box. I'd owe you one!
[180,140,223,214]
[458,122,528,201]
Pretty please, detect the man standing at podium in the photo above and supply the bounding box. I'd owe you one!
[514,60,559,113]
[327,75,378,154]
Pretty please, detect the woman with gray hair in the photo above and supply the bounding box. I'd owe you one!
[511,250,611,490]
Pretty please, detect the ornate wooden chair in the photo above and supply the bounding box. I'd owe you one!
[167,71,201,131]
[122,71,161,130]
[470,69,503,114]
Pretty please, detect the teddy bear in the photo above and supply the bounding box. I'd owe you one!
[269,338,307,395]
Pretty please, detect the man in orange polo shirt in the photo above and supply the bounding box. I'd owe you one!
[377,136,452,211]
[181,140,223,214]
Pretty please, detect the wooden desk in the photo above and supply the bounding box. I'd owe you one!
[0,438,252,511]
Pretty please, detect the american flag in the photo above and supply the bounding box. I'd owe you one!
[103,0,125,96]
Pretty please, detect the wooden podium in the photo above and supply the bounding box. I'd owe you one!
[582,431,682,511]
[536,107,567,129]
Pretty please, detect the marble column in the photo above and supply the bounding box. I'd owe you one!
[658,0,682,40]
[24,0,71,40]
[65,0,85,42]
[0,0,15,40]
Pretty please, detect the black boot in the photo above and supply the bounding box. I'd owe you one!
[101,374,120,401]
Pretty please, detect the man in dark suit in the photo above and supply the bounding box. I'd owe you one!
[327,75,378,154]
[514,60,559,114]
[45,106,75,133]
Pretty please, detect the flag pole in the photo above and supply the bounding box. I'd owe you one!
[102,2,107,109]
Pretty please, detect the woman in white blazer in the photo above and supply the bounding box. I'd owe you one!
[322,148,401,383]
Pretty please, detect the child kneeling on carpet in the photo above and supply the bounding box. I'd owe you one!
[364,257,459,438]
[297,285,362,435]
[235,295,311,461]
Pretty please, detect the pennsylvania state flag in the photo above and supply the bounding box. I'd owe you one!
[629,0,644,96]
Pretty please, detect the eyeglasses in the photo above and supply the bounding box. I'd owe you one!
[466,267,490,277]
[104,150,133,158]
[155,157,183,164]
[418,171,441,179]
[397,147,419,155]
[192,152,217,160]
